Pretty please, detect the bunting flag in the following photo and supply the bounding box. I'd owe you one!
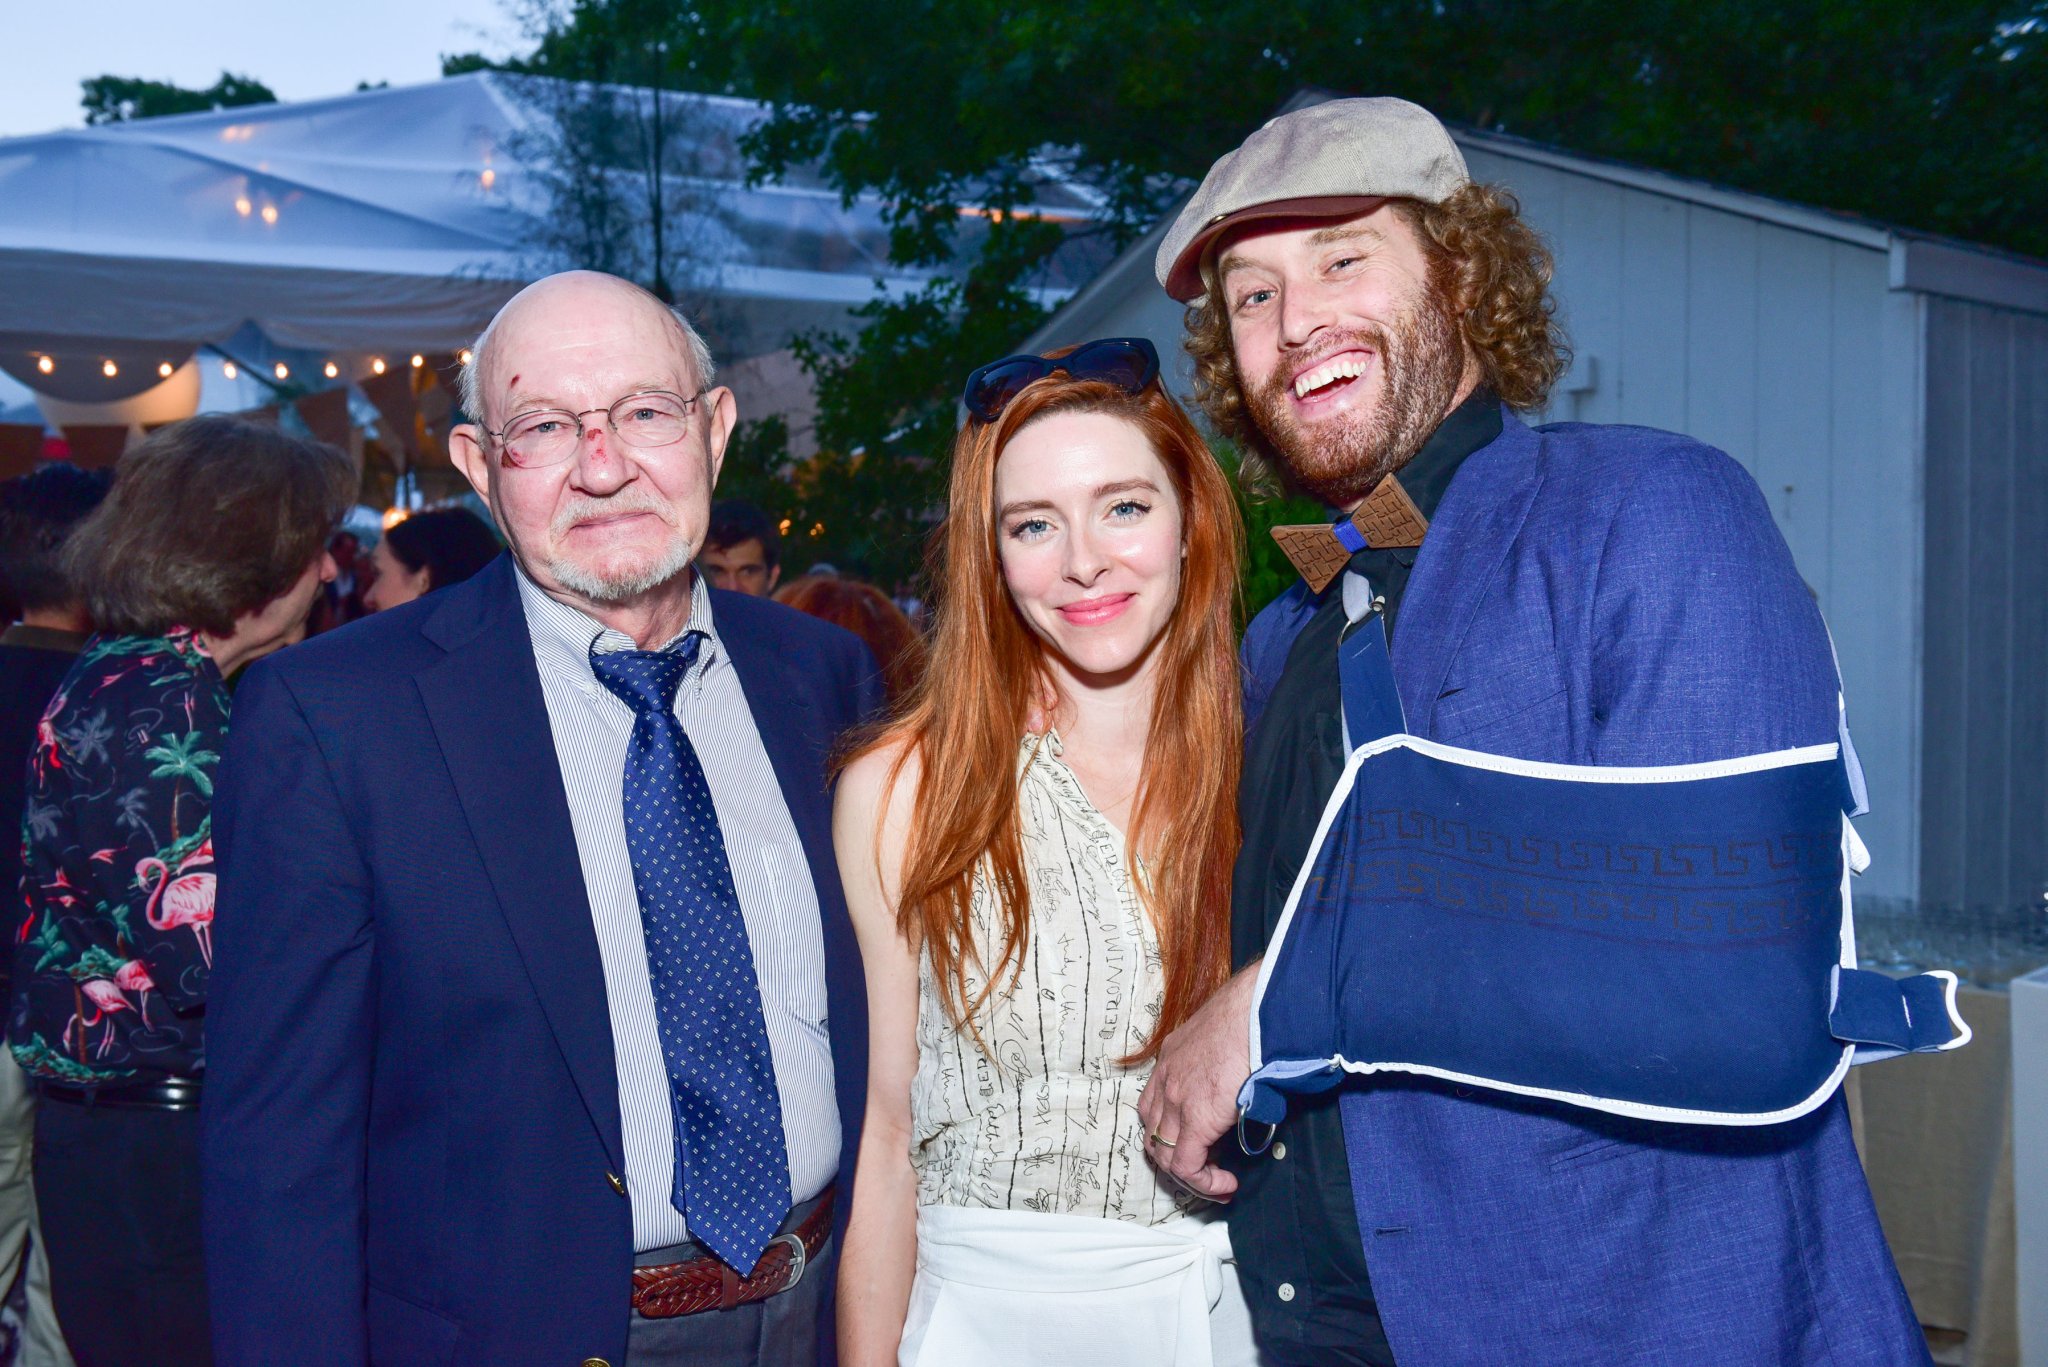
[0,423,43,478]
[417,380,453,432]
[60,424,129,469]
[360,369,418,456]
[295,387,352,448]
[426,353,463,393]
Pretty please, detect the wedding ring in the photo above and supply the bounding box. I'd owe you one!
[1149,1131,1177,1148]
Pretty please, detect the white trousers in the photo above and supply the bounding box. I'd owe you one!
[899,1204,1259,1367]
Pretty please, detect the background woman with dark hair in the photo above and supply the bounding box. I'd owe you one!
[9,415,355,1367]
[773,574,927,707]
[362,506,502,613]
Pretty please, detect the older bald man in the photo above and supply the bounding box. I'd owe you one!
[202,273,881,1367]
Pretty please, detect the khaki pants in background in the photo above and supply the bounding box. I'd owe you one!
[0,1049,72,1367]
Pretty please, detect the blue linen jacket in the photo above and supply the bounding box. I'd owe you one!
[201,556,880,1367]
[1241,410,1929,1365]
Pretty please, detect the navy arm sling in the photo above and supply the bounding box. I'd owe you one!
[1239,599,1969,1135]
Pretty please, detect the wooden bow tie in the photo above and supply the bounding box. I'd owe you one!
[1270,475,1430,594]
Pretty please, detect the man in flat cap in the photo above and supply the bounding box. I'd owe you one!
[1138,98,1930,1366]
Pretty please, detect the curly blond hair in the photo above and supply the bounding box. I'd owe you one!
[1185,183,1570,496]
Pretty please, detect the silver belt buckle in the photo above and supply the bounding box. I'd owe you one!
[774,1231,807,1292]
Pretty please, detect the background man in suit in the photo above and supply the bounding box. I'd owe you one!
[203,271,880,1367]
[1136,100,1929,1365]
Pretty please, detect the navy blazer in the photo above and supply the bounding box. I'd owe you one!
[202,556,880,1367]
[1242,412,1928,1365]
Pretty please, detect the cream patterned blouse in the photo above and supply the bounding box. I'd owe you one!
[909,732,1190,1225]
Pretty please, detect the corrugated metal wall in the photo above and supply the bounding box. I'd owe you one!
[1463,147,1923,902]
[1919,298,2048,914]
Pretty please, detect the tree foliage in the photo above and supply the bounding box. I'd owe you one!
[504,0,2047,588]
[446,6,741,308]
[80,72,277,125]
[497,73,734,308]
[708,0,2048,260]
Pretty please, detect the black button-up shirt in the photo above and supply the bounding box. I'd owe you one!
[9,629,229,1083]
[0,625,87,997]
[1226,390,1502,1365]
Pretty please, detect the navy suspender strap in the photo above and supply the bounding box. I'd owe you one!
[1337,590,1406,750]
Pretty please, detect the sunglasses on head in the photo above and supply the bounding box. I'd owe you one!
[961,336,1161,423]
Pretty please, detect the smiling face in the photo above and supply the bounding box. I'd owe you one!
[993,409,1185,693]
[449,273,735,617]
[1217,203,1471,507]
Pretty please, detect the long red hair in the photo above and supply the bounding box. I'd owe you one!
[851,366,1243,1062]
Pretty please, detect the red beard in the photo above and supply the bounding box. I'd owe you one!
[1245,285,1465,508]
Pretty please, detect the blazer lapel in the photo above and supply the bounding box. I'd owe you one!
[1396,410,1547,733]
[413,560,625,1171]
[718,616,829,855]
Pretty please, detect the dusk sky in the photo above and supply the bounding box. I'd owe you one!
[0,0,518,137]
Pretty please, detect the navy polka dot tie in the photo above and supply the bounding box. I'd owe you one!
[590,634,790,1272]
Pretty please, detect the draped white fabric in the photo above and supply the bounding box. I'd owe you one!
[900,1204,1258,1367]
[0,76,532,352]
[0,73,1027,357]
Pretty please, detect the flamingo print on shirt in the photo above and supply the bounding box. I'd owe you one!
[137,840,215,967]
[9,629,229,1084]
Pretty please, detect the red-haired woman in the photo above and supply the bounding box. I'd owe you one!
[773,574,927,707]
[834,339,1256,1366]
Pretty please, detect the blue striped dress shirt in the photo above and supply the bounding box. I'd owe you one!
[517,568,839,1252]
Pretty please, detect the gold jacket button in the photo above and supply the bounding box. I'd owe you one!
[605,1171,626,1196]
[581,1358,611,1367]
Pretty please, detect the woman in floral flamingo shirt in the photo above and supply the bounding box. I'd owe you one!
[10,416,354,1367]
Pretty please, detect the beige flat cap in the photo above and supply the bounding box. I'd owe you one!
[1156,97,1470,302]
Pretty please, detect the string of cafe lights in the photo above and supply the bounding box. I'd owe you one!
[25,334,482,541]
[24,351,472,382]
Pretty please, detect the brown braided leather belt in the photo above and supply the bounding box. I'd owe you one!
[631,1186,834,1319]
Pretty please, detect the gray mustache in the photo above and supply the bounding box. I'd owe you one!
[550,491,676,538]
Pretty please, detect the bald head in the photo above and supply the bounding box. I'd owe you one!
[446,268,739,641]
[459,271,715,426]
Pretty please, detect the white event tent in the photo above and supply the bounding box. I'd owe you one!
[0,72,1096,441]
[0,75,538,367]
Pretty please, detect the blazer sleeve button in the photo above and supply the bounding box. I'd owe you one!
[605,1171,627,1196]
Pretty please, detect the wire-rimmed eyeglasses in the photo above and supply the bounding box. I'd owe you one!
[481,389,707,469]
